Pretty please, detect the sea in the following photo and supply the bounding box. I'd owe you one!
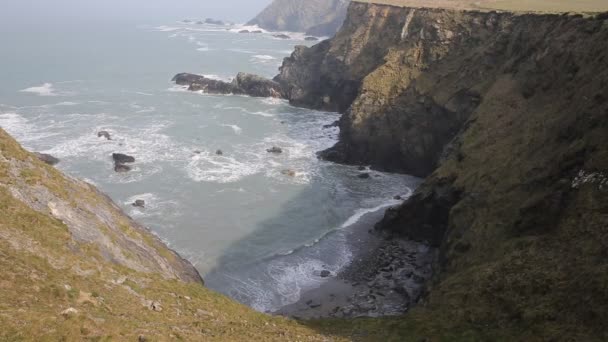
[0,6,420,312]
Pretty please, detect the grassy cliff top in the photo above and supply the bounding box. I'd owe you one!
[355,0,608,13]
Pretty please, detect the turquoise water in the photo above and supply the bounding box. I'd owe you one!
[0,14,419,312]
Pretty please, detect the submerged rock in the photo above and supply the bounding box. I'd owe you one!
[239,30,250,34]
[216,149,224,156]
[281,169,296,177]
[97,131,111,140]
[267,147,283,154]
[114,164,132,173]
[132,200,145,208]
[358,173,371,179]
[320,270,331,278]
[112,153,135,164]
[204,18,225,25]
[305,36,319,41]
[34,153,60,166]
[273,34,291,39]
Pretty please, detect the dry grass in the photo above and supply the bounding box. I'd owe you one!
[355,0,608,13]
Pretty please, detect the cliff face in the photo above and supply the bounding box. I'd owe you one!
[0,128,338,341]
[247,0,350,36]
[276,2,608,338]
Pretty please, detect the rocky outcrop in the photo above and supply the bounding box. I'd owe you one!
[34,152,60,166]
[0,128,202,284]
[247,0,350,36]
[172,72,283,98]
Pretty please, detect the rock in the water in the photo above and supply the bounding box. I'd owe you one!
[97,131,111,140]
[251,30,263,34]
[281,169,296,177]
[305,36,319,41]
[172,72,283,98]
[216,149,224,156]
[196,21,204,25]
[114,164,132,173]
[194,150,202,154]
[239,30,250,34]
[323,120,339,129]
[34,152,60,166]
[358,166,367,171]
[112,153,135,164]
[132,200,145,208]
[204,18,225,25]
[267,146,283,154]
[273,34,291,39]
[394,195,403,200]
[320,270,331,278]
[358,173,371,179]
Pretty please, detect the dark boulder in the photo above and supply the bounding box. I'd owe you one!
[239,30,250,34]
[358,173,371,179]
[251,30,263,34]
[132,200,145,208]
[97,131,111,140]
[114,164,132,173]
[320,270,331,278]
[216,150,224,156]
[112,153,135,164]
[323,120,339,129]
[267,147,283,154]
[273,34,291,39]
[34,152,60,166]
[305,36,319,41]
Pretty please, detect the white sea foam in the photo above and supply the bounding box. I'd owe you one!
[186,151,263,183]
[220,124,243,135]
[20,83,57,96]
[154,25,181,32]
[252,55,276,60]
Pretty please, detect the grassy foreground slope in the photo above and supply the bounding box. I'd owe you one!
[356,0,608,12]
[0,127,343,341]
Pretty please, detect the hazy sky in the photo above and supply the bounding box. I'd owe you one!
[0,0,273,24]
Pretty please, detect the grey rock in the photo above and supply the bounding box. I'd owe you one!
[132,200,145,208]
[112,153,135,164]
[34,152,60,166]
[97,131,111,140]
[267,146,283,154]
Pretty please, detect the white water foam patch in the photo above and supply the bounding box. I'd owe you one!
[220,124,243,135]
[0,112,61,143]
[186,151,263,183]
[154,25,181,32]
[20,83,57,96]
[124,193,180,219]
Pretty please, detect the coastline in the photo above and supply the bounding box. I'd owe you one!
[274,204,435,319]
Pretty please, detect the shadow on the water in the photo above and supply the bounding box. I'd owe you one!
[203,160,420,313]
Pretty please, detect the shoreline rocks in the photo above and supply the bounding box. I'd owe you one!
[172,72,283,98]
[34,152,60,166]
[266,147,283,154]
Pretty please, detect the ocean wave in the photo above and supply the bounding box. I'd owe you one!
[154,25,181,32]
[20,83,57,97]
[220,124,243,135]
[186,151,263,183]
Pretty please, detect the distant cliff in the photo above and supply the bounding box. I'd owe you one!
[247,0,349,36]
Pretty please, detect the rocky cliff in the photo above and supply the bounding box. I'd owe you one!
[247,0,350,36]
[0,128,340,340]
[275,2,608,339]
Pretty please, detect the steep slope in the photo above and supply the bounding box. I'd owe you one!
[0,128,341,341]
[274,1,608,339]
[247,0,350,36]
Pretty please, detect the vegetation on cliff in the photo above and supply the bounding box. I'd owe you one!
[0,128,342,341]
